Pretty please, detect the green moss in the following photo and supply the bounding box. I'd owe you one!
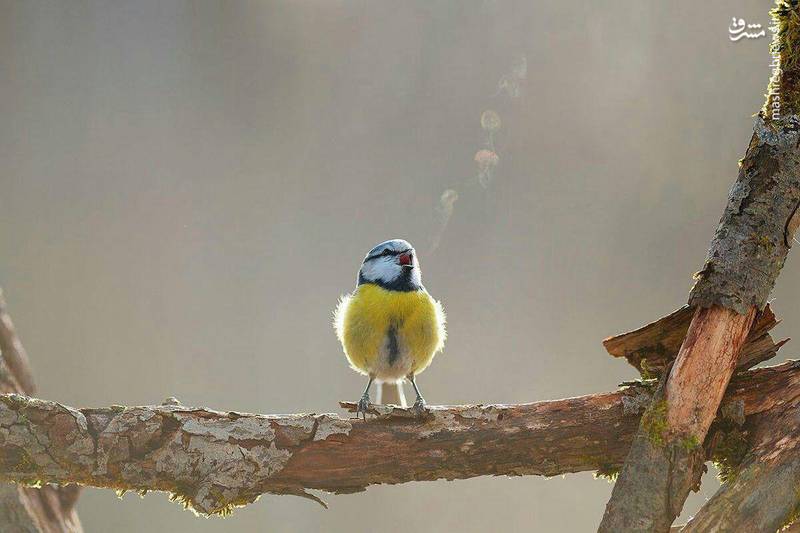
[680,435,701,452]
[639,400,703,452]
[204,486,256,517]
[594,464,620,482]
[115,483,250,517]
[167,481,194,507]
[765,0,800,119]
[171,492,191,506]
[710,427,749,484]
[212,503,237,517]
[641,400,669,447]
[639,359,653,380]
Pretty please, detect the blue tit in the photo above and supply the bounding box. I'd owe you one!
[334,239,446,417]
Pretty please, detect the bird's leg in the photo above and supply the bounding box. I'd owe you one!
[407,373,427,413]
[356,376,374,420]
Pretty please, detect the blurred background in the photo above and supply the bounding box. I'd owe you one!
[0,0,789,531]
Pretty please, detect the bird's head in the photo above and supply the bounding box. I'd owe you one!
[357,238,422,291]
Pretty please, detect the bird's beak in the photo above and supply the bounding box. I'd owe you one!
[399,252,413,268]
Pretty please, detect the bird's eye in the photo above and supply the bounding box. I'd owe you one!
[381,249,392,256]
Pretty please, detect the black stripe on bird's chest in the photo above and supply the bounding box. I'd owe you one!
[386,322,400,366]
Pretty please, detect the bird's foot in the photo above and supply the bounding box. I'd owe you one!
[355,392,371,420]
[411,396,427,416]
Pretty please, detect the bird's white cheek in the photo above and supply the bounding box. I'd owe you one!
[361,258,400,283]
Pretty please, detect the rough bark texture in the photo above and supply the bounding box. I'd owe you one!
[599,306,757,533]
[600,6,800,524]
[0,289,82,533]
[687,116,800,314]
[0,362,797,517]
[603,304,786,377]
[5,4,800,530]
[766,1,800,120]
[682,367,800,533]
[598,379,704,533]
[0,391,640,516]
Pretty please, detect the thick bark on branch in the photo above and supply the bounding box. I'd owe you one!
[600,3,800,528]
[681,370,800,533]
[682,9,800,527]
[599,307,757,533]
[0,363,797,516]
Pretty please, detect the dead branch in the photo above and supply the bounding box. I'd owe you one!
[682,7,800,527]
[599,2,800,529]
[0,362,796,517]
[603,304,786,377]
[0,290,37,396]
[4,3,800,531]
[681,369,800,532]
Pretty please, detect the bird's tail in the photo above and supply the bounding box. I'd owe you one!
[376,382,407,407]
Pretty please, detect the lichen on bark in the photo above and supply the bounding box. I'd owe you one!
[688,115,800,314]
[766,1,800,118]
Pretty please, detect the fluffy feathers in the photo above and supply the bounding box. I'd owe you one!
[334,283,446,382]
[335,239,446,387]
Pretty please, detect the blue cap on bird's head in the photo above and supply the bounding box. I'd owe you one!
[357,239,422,292]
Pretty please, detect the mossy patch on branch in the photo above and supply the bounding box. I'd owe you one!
[766,0,800,118]
[641,399,668,446]
[710,427,749,484]
[594,464,620,482]
[680,435,701,452]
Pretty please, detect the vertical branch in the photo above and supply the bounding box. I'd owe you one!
[599,307,756,532]
[0,288,83,532]
[599,2,800,531]
[681,391,800,532]
[0,289,37,395]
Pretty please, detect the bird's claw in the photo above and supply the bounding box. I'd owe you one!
[412,396,427,416]
[355,393,371,420]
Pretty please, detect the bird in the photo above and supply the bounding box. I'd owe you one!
[334,239,446,418]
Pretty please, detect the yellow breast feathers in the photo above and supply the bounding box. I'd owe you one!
[334,284,446,379]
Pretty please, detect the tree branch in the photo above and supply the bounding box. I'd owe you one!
[603,304,786,377]
[681,368,800,532]
[0,362,796,516]
[0,289,37,396]
[683,7,800,527]
[599,2,800,530]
